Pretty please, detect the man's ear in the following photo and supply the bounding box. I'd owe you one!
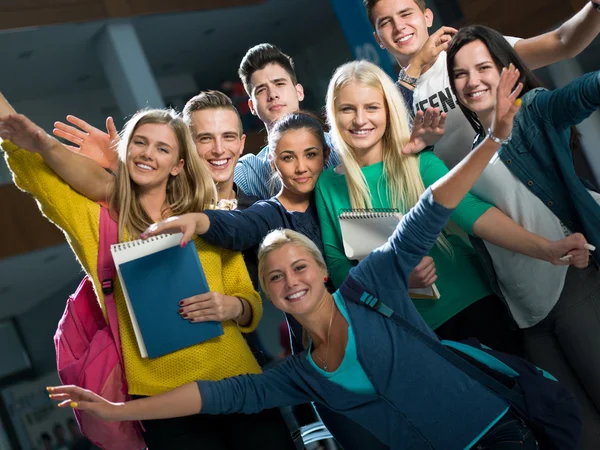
[373,31,385,49]
[295,83,305,102]
[239,134,246,157]
[171,158,185,176]
[424,8,434,28]
[248,98,257,116]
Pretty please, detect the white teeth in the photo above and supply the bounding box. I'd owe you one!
[396,34,413,43]
[136,163,153,170]
[352,129,371,136]
[287,290,307,300]
[469,90,487,98]
[210,159,228,166]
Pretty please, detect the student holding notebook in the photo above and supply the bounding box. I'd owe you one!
[46,66,562,448]
[314,60,588,354]
[446,25,600,446]
[0,108,295,449]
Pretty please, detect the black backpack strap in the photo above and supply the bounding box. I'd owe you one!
[350,289,528,412]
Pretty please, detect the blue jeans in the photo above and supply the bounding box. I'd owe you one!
[474,411,538,449]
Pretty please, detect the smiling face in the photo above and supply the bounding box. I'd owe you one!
[335,80,387,166]
[371,0,433,65]
[248,63,305,128]
[271,128,326,196]
[262,243,328,316]
[452,40,501,119]
[189,108,245,184]
[126,123,184,191]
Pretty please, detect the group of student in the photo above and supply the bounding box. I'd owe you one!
[2,0,600,448]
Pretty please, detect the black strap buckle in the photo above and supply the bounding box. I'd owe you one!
[102,279,114,295]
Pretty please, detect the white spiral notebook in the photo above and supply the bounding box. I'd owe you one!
[338,209,440,300]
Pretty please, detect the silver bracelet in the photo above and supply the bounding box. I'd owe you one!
[487,128,512,145]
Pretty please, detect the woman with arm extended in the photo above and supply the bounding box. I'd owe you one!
[446,24,600,447]
[0,108,295,449]
[47,66,544,449]
[314,59,587,356]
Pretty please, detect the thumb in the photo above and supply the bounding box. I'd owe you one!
[181,226,196,248]
[565,232,588,250]
[107,117,119,139]
[402,142,417,154]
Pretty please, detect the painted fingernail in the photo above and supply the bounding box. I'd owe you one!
[559,255,573,261]
[584,244,596,251]
[179,301,184,306]
[182,313,188,318]
[180,241,187,248]
[46,387,54,392]
[515,99,522,106]
[178,308,184,314]
[70,402,78,408]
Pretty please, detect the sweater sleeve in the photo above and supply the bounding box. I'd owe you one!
[2,141,101,295]
[314,176,355,290]
[202,201,287,251]
[534,71,600,130]
[233,147,280,200]
[197,356,312,415]
[219,247,262,333]
[419,150,493,235]
[350,188,454,293]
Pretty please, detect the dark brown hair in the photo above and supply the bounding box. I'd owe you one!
[364,0,427,28]
[238,43,297,96]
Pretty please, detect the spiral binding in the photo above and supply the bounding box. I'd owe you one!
[111,234,169,252]
[338,208,400,220]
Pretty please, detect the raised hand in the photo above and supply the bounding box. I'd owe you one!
[490,64,523,141]
[47,385,123,421]
[0,114,56,154]
[411,27,458,73]
[402,107,447,154]
[140,213,210,247]
[53,115,120,171]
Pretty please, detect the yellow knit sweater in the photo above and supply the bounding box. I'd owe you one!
[3,141,262,396]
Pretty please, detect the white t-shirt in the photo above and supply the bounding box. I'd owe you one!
[471,152,568,328]
[413,37,520,168]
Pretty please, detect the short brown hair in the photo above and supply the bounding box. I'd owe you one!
[182,90,243,135]
[238,43,297,96]
[364,0,427,28]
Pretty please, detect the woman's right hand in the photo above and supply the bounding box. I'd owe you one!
[0,114,56,154]
[141,213,210,247]
[48,385,124,421]
[546,233,591,269]
[490,64,524,141]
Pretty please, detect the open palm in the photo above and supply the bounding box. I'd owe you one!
[0,114,56,154]
[402,107,447,154]
[53,115,120,171]
[490,64,523,140]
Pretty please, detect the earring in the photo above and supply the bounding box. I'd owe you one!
[380,44,385,49]
[324,276,329,283]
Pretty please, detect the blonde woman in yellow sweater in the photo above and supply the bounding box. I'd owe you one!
[0,110,295,449]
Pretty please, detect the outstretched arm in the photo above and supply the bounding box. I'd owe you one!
[48,357,311,421]
[514,1,600,69]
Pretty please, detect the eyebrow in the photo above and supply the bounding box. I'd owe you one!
[453,60,495,72]
[376,7,414,25]
[195,131,239,139]
[253,77,289,93]
[266,258,308,277]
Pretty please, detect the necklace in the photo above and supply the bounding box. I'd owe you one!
[314,299,335,371]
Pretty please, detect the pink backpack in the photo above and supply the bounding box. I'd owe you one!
[54,208,145,450]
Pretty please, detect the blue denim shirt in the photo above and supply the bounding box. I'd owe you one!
[471,71,600,303]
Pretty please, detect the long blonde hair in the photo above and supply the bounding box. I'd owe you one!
[326,60,451,252]
[109,109,217,241]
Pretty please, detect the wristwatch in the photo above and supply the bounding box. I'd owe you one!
[487,128,512,145]
[398,68,419,87]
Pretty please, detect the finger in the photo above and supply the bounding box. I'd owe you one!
[423,108,435,127]
[53,127,84,145]
[414,256,432,271]
[48,393,71,401]
[140,219,182,238]
[421,274,438,287]
[429,109,442,130]
[508,82,524,103]
[414,110,425,126]
[437,112,447,131]
[180,227,196,248]
[419,263,436,280]
[66,115,93,132]
[54,122,88,141]
[179,292,213,307]
[190,314,221,323]
[181,302,214,316]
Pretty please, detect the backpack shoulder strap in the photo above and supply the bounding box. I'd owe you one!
[98,207,123,359]
[346,287,527,411]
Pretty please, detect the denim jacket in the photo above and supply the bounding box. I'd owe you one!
[471,71,600,303]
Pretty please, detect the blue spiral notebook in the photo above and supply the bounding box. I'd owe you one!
[110,233,223,358]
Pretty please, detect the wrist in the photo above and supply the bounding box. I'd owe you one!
[487,128,512,145]
[195,213,210,235]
